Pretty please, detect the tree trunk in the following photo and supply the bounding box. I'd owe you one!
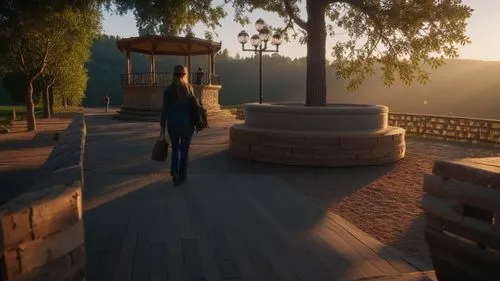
[305,1,327,106]
[49,87,54,116]
[26,79,37,131]
[42,85,51,118]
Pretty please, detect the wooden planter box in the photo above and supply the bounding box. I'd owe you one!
[423,157,500,281]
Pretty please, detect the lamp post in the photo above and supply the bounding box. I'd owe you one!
[237,18,283,104]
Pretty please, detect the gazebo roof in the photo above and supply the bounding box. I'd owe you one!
[116,35,222,56]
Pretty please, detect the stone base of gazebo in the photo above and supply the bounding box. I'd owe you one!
[116,84,224,121]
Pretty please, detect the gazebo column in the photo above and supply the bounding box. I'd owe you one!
[207,54,212,85]
[149,55,156,84]
[127,51,132,85]
[188,41,192,83]
[153,55,156,83]
[187,55,192,83]
[210,53,215,77]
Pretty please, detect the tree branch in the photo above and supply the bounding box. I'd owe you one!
[342,0,394,52]
[32,39,50,79]
[48,76,56,87]
[19,52,28,73]
[343,0,383,31]
[283,0,307,30]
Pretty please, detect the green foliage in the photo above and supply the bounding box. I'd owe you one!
[227,0,472,92]
[0,1,102,128]
[0,1,101,76]
[0,3,101,105]
[109,0,226,36]
[42,7,102,106]
[0,105,42,120]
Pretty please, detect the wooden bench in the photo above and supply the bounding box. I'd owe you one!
[423,157,500,281]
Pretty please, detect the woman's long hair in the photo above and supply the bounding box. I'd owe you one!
[172,65,193,99]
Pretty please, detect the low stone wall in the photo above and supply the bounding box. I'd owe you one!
[389,113,500,145]
[0,114,86,281]
[230,103,405,167]
[230,125,405,166]
[234,105,500,145]
[423,157,500,280]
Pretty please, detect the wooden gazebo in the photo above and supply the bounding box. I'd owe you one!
[115,35,223,121]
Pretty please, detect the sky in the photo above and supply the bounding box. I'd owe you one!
[102,1,500,61]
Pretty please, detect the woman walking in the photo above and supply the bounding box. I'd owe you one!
[160,65,199,185]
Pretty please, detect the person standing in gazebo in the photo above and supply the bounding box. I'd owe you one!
[195,67,204,85]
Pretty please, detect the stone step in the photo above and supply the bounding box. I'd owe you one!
[115,109,235,122]
[351,271,437,281]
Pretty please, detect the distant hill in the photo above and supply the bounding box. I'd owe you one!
[1,35,499,119]
[328,59,500,119]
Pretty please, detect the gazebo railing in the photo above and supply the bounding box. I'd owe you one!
[121,72,221,86]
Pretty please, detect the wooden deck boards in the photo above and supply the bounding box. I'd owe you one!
[84,174,428,281]
[82,110,433,281]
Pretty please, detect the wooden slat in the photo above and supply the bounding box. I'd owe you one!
[326,212,426,273]
[90,192,133,281]
[421,194,464,222]
[148,187,170,281]
[423,174,500,211]
[351,271,437,281]
[112,194,140,281]
[244,174,388,280]
[131,188,157,281]
[181,238,204,281]
[426,229,500,281]
[252,174,418,276]
[165,188,185,281]
[239,174,344,280]
[439,217,500,251]
[180,187,222,281]
[422,195,500,247]
[185,177,243,281]
[432,158,500,189]
[425,214,443,232]
[224,175,301,281]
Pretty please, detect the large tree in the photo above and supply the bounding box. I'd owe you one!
[109,0,226,36]
[0,1,100,130]
[39,7,101,118]
[227,0,472,106]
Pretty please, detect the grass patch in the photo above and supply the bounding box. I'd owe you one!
[0,105,43,120]
[0,105,82,122]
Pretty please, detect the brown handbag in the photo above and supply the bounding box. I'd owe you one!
[152,133,169,162]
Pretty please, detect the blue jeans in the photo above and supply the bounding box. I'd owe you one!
[167,125,194,179]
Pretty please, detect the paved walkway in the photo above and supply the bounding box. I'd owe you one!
[0,118,72,204]
[82,109,436,281]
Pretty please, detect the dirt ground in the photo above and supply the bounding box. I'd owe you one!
[0,118,72,204]
[290,136,500,267]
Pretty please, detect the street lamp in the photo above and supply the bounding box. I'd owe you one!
[237,18,283,104]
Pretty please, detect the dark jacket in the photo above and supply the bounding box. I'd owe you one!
[160,85,200,129]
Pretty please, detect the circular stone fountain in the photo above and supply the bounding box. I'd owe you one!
[229,103,406,167]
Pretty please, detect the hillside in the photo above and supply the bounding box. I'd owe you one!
[1,35,499,119]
